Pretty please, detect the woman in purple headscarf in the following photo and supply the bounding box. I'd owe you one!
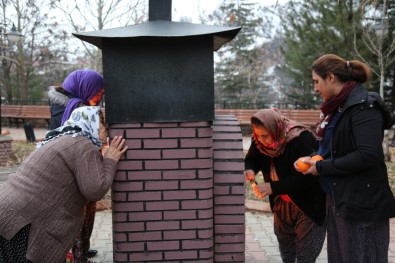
[48,69,104,130]
[47,69,105,262]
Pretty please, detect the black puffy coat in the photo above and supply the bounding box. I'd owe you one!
[48,86,68,129]
[316,84,395,221]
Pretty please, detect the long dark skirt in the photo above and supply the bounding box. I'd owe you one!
[0,224,32,263]
[326,197,389,263]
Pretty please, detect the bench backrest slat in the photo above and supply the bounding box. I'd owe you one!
[1,105,321,127]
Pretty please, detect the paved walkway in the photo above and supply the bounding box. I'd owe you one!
[2,127,395,262]
[89,208,395,263]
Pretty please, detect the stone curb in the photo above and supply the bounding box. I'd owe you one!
[245,199,272,213]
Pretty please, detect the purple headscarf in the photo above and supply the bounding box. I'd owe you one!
[61,69,104,125]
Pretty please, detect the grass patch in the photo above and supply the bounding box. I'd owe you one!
[387,161,395,195]
[2,141,37,167]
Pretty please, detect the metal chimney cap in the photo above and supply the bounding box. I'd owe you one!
[72,20,241,51]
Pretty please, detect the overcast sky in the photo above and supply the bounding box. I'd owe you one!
[172,0,289,23]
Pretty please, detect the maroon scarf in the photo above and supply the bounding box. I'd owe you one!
[316,81,356,140]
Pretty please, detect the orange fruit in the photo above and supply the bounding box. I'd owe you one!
[252,184,264,199]
[296,157,311,172]
[296,155,323,173]
[312,155,323,161]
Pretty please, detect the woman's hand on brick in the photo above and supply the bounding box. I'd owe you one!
[104,136,128,162]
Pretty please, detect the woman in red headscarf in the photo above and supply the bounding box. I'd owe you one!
[244,108,326,263]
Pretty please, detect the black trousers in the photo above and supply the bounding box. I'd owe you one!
[0,224,32,263]
[273,197,326,263]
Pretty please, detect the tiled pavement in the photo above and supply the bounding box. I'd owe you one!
[89,209,395,263]
[2,127,395,262]
[89,210,322,263]
[244,211,327,263]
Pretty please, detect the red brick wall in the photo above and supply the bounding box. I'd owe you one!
[213,115,245,262]
[110,116,245,262]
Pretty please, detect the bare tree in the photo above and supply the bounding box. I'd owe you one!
[1,0,69,100]
[50,0,146,72]
[0,0,20,100]
[353,0,395,98]
[352,0,395,161]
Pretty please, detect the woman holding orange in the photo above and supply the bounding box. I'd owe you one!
[244,108,326,263]
[296,54,395,262]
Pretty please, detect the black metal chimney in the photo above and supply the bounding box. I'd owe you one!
[73,1,240,124]
[149,0,171,21]
[71,2,244,262]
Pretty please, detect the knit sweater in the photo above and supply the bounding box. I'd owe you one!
[0,135,117,263]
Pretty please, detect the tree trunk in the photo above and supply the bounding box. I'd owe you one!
[17,41,27,99]
[391,65,395,112]
[3,64,12,101]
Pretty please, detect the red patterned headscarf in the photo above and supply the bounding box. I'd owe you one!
[251,108,309,157]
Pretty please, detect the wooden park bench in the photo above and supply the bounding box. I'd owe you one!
[215,109,256,126]
[2,105,50,128]
[280,109,321,127]
[214,108,321,128]
[1,105,321,129]
[2,105,24,128]
[20,105,51,123]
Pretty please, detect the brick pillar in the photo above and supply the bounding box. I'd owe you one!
[213,115,245,262]
[110,121,215,262]
[0,136,13,165]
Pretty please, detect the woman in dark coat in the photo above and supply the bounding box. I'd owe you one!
[297,54,395,263]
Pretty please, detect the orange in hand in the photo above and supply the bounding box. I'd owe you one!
[296,157,311,172]
[296,155,323,172]
[312,155,323,161]
[251,183,264,199]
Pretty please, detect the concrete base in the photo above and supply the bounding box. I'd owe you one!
[0,135,13,165]
[245,199,271,213]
